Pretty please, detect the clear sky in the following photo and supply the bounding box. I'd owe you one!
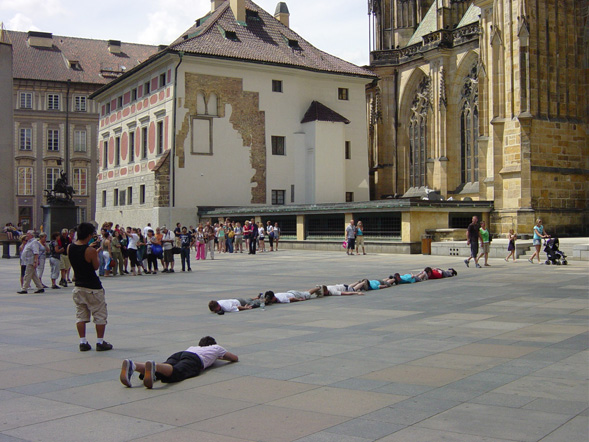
[1,0,370,66]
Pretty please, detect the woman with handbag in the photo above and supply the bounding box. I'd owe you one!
[146,229,160,274]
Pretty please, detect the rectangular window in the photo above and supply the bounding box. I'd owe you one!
[140,184,145,204]
[129,131,135,162]
[141,126,148,158]
[291,184,295,203]
[17,167,33,195]
[144,81,151,95]
[114,189,119,206]
[157,121,163,154]
[102,190,107,207]
[131,88,137,101]
[47,129,59,151]
[191,118,212,154]
[338,88,349,101]
[20,92,32,109]
[117,96,123,108]
[74,96,87,112]
[271,136,285,155]
[272,80,283,93]
[77,207,87,224]
[19,128,32,150]
[272,189,285,205]
[115,137,120,166]
[72,168,87,195]
[346,192,354,202]
[102,140,108,169]
[47,94,60,110]
[119,189,126,206]
[127,186,133,205]
[159,73,166,88]
[345,141,351,159]
[74,130,87,152]
[46,167,61,191]
[105,102,111,114]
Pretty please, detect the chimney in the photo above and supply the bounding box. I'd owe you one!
[230,0,245,23]
[211,0,224,12]
[108,40,121,54]
[27,31,53,48]
[274,2,290,28]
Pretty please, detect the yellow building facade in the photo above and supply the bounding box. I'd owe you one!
[367,0,588,236]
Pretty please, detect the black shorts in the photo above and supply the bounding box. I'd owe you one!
[158,351,204,383]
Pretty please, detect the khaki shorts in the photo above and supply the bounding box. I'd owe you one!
[356,236,364,246]
[73,287,108,325]
[60,255,71,270]
[482,243,490,254]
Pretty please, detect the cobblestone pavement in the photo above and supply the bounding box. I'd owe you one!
[1,250,587,441]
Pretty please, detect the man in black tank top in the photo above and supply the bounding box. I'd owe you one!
[67,222,113,352]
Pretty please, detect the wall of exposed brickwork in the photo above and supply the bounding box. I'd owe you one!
[176,72,266,204]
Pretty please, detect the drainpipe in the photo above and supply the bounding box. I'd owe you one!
[171,51,184,209]
[393,69,399,193]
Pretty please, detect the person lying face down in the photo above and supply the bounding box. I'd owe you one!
[429,268,458,279]
[390,267,436,284]
[264,290,312,304]
[208,297,262,314]
[120,336,238,389]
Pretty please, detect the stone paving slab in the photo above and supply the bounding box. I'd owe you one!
[0,251,587,441]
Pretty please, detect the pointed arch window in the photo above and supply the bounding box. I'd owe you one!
[460,66,479,184]
[409,76,430,188]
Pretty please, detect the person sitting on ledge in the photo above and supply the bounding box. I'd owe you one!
[120,336,238,388]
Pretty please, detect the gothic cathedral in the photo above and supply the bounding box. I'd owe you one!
[367,0,588,236]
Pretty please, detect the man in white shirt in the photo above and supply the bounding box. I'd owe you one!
[142,223,153,237]
[264,290,312,304]
[208,297,262,314]
[17,231,45,294]
[120,336,238,388]
[161,226,175,273]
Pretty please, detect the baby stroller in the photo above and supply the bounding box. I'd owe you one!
[544,237,567,265]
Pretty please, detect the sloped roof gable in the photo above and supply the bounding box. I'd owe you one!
[167,0,374,78]
[301,101,350,124]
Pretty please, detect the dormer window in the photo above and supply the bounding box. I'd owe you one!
[69,60,81,70]
[288,39,300,49]
[246,9,260,21]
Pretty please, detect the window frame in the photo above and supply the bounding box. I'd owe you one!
[20,92,33,109]
[115,136,120,166]
[141,126,148,158]
[17,166,33,196]
[271,189,285,205]
[345,141,351,160]
[19,128,32,150]
[139,184,146,205]
[102,190,107,208]
[74,95,87,112]
[47,93,60,110]
[72,167,87,196]
[157,120,164,155]
[127,186,133,205]
[74,130,87,152]
[338,88,349,101]
[129,131,135,163]
[271,136,286,156]
[113,188,119,206]
[272,79,283,93]
[47,129,60,151]
[46,167,61,191]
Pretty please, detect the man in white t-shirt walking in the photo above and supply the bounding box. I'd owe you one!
[17,231,45,294]
[120,336,238,388]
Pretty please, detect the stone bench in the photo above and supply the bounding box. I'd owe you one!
[0,233,21,259]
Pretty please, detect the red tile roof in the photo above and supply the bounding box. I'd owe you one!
[301,101,350,124]
[168,0,374,78]
[8,30,159,84]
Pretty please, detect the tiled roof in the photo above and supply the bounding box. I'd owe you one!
[406,2,437,47]
[167,0,374,78]
[301,101,350,124]
[457,4,481,28]
[8,30,159,84]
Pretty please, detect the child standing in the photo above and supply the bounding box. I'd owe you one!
[505,229,517,262]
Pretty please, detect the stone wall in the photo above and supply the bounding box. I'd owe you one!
[176,72,266,204]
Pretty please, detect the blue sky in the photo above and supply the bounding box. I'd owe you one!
[1,0,370,66]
